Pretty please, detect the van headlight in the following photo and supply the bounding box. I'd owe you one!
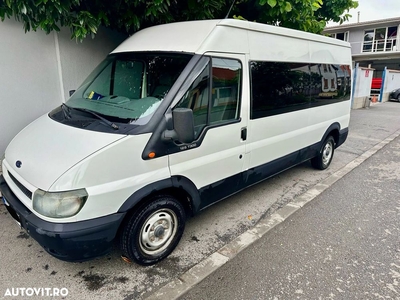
[33,189,88,218]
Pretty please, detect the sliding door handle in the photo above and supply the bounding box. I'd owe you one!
[241,127,247,141]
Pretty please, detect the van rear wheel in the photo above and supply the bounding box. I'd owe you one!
[311,136,335,170]
[120,195,186,265]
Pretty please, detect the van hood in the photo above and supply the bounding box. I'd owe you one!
[5,114,125,190]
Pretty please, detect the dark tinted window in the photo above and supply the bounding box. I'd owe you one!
[250,61,351,119]
[250,62,310,119]
[309,64,351,107]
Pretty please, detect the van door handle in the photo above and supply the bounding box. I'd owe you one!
[241,127,247,141]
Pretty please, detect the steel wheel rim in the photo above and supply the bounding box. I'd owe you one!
[322,141,333,166]
[139,208,178,256]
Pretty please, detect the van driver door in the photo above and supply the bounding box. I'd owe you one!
[168,53,249,209]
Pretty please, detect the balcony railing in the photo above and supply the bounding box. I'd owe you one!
[362,38,397,53]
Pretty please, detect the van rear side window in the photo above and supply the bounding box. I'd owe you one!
[250,62,351,119]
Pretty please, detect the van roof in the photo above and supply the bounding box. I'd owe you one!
[112,19,351,64]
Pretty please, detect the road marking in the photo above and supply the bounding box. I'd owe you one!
[145,129,400,300]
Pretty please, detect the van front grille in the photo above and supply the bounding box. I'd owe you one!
[8,171,32,200]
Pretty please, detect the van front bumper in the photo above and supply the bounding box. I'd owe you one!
[0,175,126,262]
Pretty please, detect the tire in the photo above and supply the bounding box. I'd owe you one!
[120,195,186,265]
[311,136,335,170]
[397,94,400,102]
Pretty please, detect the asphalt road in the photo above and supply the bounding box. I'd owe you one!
[181,123,400,299]
[0,101,400,299]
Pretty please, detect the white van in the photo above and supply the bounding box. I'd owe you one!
[0,19,352,265]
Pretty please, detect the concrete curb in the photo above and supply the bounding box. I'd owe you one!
[145,129,400,300]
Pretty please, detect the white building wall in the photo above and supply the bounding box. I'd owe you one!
[0,18,126,156]
[352,66,374,109]
[382,69,400,101]
[348,28,364,55]
[0,19,60,157]
[57,27,126,100]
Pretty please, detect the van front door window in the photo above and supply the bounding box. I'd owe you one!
[175,57,242,139]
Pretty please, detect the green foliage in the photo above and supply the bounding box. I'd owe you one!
[314,0,359,24]
[0,0,358,40]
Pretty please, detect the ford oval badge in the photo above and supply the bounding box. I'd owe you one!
[16,160,22,168]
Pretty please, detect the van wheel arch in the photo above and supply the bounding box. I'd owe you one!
[117,176,200,219]
[321,123,340,148]
[116,177,199,264]
[116,178,197,246]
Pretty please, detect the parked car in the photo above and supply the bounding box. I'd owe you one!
[389,88,400,101]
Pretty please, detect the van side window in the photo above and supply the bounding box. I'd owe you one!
[309,64,352,107]
[211,58,241,124]
[176,61,210,139]
[176,57,242,139]
[250,62,311,119]
[250,62,352,119]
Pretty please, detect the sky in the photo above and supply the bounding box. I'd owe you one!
[342,0,400,24]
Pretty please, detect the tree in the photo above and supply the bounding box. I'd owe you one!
[0,0,358,40]
[236,0,358,33]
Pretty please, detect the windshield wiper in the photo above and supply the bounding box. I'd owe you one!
[72,107,119,130]
[61,103,72,119]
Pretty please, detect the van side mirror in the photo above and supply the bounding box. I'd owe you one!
[173,108,195,144]
[163,108,195,144]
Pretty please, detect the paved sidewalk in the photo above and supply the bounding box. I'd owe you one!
[180,132,400,300]
[147,101,400,299]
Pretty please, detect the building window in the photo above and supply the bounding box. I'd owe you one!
[362,26,397,53]
[330,31,349,42]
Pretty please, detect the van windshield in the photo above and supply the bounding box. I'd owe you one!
[67,52,193,124]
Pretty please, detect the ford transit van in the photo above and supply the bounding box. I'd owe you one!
[0,19,352,265]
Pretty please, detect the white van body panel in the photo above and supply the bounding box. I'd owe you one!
[113,20,221,54]
[169,121,246,189]
[247,109,310,169]
[51,133,170,221]
[5,114,124,191]
[113,19,350,58]
[197,25,250,55]
[4,131,169,222]
[247,101,350,170]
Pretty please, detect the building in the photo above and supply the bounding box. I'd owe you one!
[324,17,400,107]
[324,17,400,78]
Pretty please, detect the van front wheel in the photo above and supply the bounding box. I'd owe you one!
[311,136,335,170]
[120,195,186,265]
